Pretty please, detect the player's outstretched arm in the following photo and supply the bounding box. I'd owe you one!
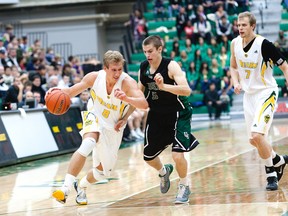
[61,72,98,98]
[117,76,148,110]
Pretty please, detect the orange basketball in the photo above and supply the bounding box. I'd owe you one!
[45,89,71,115]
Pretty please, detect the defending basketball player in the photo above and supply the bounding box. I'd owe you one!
[137,35,199,204]
[230,11,288,190]
[49,50,148,205]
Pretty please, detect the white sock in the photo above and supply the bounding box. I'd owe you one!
[271,150,276,158]
[158,166,167,176]
[62,173,76,193]
[79,175,90,188]
[179,177,188,186]
[264,155,273,167]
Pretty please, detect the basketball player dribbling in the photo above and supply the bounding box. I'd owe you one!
[230,11,288,190]
[49,50,148,205]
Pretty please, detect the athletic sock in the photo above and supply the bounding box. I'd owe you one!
[62,173,76,194]
[79,175,90,188]
[179,177,188,186]
[158,166,167,176]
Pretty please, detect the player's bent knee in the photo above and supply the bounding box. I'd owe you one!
[77,137,96,157]
[172,152,185,163]
[92,168,105,181]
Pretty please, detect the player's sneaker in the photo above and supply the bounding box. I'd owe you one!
[159,164,173,194]
[175,184,191,204]
[266,176,278,191]
[275,155,288,181]
[52,188,68,204]
[74,181,88,205]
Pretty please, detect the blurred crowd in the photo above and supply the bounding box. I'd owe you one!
[0,24,102,111]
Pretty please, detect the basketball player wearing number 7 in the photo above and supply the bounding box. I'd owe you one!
[230,12,288,190]
[48,50,148,204]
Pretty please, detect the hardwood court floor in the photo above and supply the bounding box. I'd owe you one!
[1,118,288,216]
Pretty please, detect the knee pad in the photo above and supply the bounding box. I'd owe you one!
[92,168,105,181]
[77,137,96,157]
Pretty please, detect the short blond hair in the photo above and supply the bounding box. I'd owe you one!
[103,50,125,68]
[238,11,256,27]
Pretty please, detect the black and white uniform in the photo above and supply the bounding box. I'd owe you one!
[140,57,199,161]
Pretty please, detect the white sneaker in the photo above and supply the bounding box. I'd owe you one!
[74,181,88,205]
[136,128,144,138]
[131,129,141,139]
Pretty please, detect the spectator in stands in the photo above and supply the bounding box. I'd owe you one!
[175,50,192,72]
[0,72,8,99]
[72,89,90,111]
[274,30,288,59]
[168,0,183,18]
[3,66,13,87]
[195,36,209,53]
[193,49,203,73]
[225,0,238,15]
[231,18,239,39]
[203,82,224,120]
[33,91,44,108]
[219,87,230,114]
[216,15,232,43]
[0,37,6,53]
[186,61,200,90]
[194,4,206,22]
[2,24,15,48]
[172,39,181,57]
[82,57,102,76]
[31,75,46,104]
[29,64,47,86]
[5,47,21,71]
[58,74,71,88]
[154,0,166,21]
[210,58,223,89]
[219,34,231,51]
[62,63,75,85]
[184,20,194,41]
[217,45,230,69]
[202,0,214,14]
[46,47,55,64]
[176,6,189,39]
[220,68,234,106]
[4,76,24,108]
[0,49,7,68]
[199,61,211,93]
[43,75,59,91]
[193,14,212,44]
[19,35,29,54]
[209,37,221,56]
[184,38,194,57]
[203,48,213,65]
[215,4,228,22]
[135,19,148,51]
[72,57,84,78]
[235,0,249,12]
[281,80,288,97]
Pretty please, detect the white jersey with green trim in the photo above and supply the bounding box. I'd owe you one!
[234,35,277,94]
[89,70,129,130]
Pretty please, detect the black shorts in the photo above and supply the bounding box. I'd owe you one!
[143,107,199,161]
